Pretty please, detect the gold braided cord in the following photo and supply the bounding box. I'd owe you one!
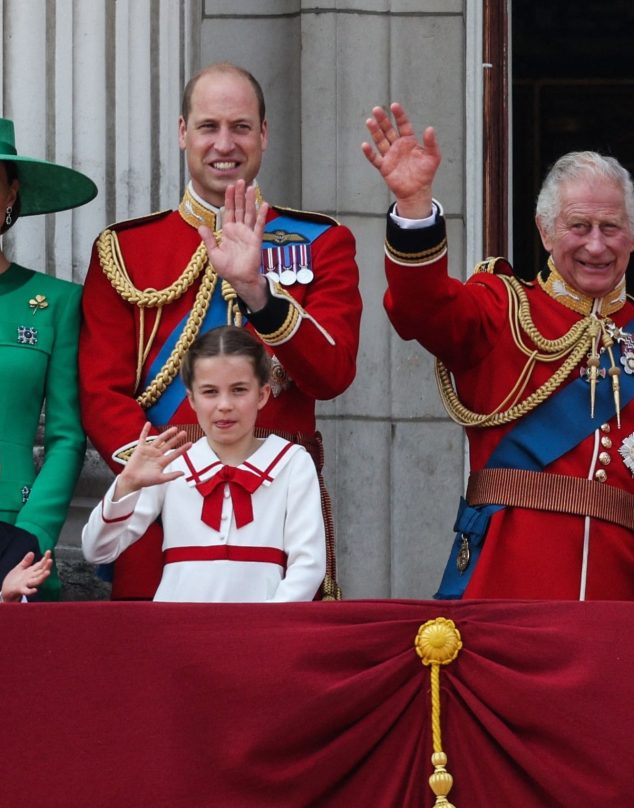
[97,228,209,307]
[136,276,242,409]
[505,276,590,354]
[435,275,595,428]
[97,225,245,409]
[135,263,223,408]
[221,279,243,327]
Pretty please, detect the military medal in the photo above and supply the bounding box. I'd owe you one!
[295,243,314,284]
[262,247,279,281]
[279,246,297,286]
[456,534,470,574]
[619,332,634,375]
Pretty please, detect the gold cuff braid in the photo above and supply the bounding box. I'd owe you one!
[256,297,300,345]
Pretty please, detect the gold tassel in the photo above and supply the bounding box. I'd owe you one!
[602,325,622,429]
[586,318,601,420]
[221,279,242,327]
[415,618,463,807]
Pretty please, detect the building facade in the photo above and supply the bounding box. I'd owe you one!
[0,0,483,599]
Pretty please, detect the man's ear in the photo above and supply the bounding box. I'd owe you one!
[178,116,187,151]
[260,118,269,154]
[535,215,553,253]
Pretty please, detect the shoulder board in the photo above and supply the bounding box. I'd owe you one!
[473,256,513,276]
[271,204,340,227]
[103,209,173,233]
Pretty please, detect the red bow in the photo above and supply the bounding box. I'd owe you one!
[196,466,265,531]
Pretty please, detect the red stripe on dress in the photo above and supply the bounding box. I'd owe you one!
[163,545,287,569]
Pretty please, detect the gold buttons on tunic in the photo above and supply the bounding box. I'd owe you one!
[595,469,607,482]
[598,452,611,465]
[600,423,611,433]
[601,436,612,448]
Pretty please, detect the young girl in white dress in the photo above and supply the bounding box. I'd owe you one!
[82,326,326,602]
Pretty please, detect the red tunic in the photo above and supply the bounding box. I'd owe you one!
[80,199,361,597]
[384,210,634,600]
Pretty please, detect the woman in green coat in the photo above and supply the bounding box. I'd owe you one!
[0,118,97,599]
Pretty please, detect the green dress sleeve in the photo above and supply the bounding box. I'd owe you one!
[15,281,86,558]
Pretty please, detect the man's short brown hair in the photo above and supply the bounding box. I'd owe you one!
[181,62,266,125]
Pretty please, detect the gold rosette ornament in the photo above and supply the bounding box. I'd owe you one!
[415,617,462,808]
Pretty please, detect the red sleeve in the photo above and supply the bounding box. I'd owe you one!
[79,241,151,474]
[383,212,509,372]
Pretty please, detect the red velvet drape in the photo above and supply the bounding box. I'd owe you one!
[3,600,631,807]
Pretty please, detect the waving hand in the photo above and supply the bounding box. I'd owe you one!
[362,102,441,219]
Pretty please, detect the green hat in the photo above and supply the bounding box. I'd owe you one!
[0,118,97,215]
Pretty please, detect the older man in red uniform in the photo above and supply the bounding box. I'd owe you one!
[80,64,361,598]
[363,102,634,600]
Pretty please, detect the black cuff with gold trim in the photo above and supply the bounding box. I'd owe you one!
[385,205,447,265]
[237,284,292,334]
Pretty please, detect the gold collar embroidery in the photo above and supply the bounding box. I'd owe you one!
[178,185,219,230]
[178,182,264,231]
[538,257,626,316]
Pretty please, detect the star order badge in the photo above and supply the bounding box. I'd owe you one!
[269,355,291,398]
[618,433,634,476]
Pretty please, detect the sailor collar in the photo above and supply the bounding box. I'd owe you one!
[538,256,626,317]
[179,433,300,488]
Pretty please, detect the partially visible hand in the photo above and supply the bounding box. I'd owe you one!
[199,180,270,312]
[1,550,53,603]
[115,423,192,500]
[361,102,441,219]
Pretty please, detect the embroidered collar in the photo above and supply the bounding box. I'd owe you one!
[178,183,220,230]
[538,257,626,316]
[178,181,264,231]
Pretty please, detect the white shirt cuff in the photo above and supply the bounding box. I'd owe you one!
[390,199,444,229]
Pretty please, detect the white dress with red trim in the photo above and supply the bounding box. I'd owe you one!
[81,435,326,602]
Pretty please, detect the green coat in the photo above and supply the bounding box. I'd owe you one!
[0,263,86,599]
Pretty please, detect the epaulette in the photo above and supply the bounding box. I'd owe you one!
[271,204,340,227]
[103,208,173,233]
[473,256,513,276]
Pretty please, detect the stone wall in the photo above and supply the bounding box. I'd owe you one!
[2,0,475,601]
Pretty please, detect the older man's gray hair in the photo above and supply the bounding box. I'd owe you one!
[535,151,634,236]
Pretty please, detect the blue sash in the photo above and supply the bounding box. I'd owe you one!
[144,289,233,425]
[143,215,332,425]
[435,320,634,599]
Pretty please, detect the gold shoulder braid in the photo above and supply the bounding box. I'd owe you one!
[435,275,624,428]
[97,228,242,407]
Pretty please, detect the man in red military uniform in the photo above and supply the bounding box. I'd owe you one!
[80,63,361,598]
[363,102,634,600]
